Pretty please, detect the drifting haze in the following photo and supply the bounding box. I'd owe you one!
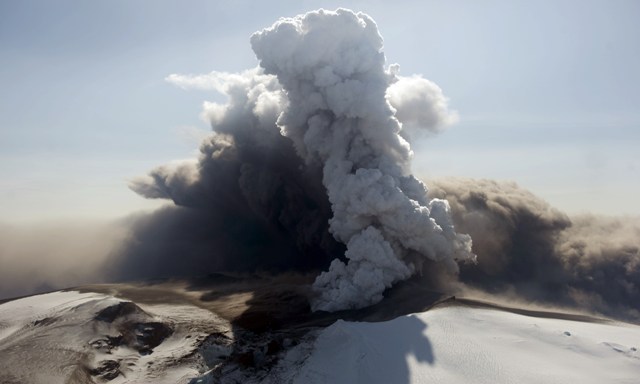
[0,221,127,300]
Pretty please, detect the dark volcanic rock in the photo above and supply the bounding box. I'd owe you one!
[93,301,174,355]
[127,321,173,355]
[89,359,121,381]
[95,302,142,322]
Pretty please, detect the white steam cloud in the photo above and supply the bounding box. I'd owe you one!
[387,75,459,140]
[249,9,474,311]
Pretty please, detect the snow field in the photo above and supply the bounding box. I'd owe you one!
[289,306,640,384]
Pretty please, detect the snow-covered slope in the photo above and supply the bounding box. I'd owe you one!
[2,290,639,384]
[0,291,229,383]
[270,306,640,384]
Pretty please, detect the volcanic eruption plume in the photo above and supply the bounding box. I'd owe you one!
[110,8,638,319]
[1,8,638,322]
[125,8,474,312]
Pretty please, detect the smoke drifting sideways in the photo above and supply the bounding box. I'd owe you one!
[429,178,640,321]
[121,8,473,312]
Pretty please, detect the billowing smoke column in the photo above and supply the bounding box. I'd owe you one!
[124,8,471,311]
[250,9,474,311]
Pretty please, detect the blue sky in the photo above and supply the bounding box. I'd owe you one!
[1,0,639,222]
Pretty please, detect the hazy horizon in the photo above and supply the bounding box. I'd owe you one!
[1,0,639,224]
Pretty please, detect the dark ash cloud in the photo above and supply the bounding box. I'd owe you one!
[429,178,640,320]
[110,69,343,282]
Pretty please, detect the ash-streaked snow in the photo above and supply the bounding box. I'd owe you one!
[0,290,229,384]
[2,287,639,383]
